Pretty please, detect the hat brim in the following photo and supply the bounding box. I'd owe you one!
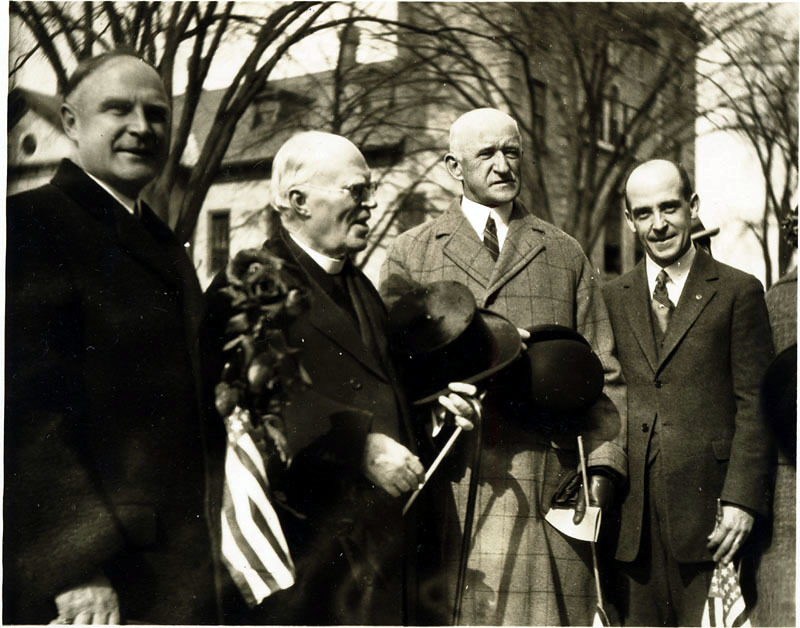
[411,309,521,406]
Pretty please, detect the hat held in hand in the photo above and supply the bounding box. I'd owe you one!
[387,281,521,405]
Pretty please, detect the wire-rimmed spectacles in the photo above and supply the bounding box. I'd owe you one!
[302,181,378,204]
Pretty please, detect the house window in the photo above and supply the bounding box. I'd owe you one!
[208,210,230,275]
[600,85,634,149]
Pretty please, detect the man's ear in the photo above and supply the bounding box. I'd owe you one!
[60,102,79,142]
[444,153,463,181]
[288,189,310,218]
[689,193,700,218]
[624,208,637,234]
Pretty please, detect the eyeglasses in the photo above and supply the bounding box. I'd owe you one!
[302,181,378,204]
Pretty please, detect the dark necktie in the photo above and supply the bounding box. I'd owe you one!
[651,269,674,334]
[483,215,500,262]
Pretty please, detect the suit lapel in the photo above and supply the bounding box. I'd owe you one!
[276,231,389,382]
[440,199,495,286]
[623,261,659,373]
[486,202,546,296]
[657,249,718,370]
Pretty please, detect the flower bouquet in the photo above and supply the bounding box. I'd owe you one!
[214,247,311,487]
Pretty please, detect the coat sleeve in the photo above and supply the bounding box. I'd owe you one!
[573,254,628,478]
[4,197,126,618]
[720,275,775,514]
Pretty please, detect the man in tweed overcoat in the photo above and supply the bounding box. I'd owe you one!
[380,108,627,625]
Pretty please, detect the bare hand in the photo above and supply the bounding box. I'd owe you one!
[707,502,754,563]
[362,432,425,497]
[573,474,616,524]
[436,382,480,431]
[53,573,120,624]
[517,327,530,349]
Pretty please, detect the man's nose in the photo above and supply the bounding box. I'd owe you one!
[491,151,511,173]
[652,211,667,230]
[126,105,150,134]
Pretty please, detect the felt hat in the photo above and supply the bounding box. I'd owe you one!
[387,281,521,405]
[485,324,605,434]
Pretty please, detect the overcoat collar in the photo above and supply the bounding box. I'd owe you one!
[51,159,184,291]
[271,228,389,383]
[436,197,546,300]
[622,248,719,373]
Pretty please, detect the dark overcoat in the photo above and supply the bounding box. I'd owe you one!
[380,198,627,626]
[204,228,433,625]
[4,159,224,624]
[602,249,774,563]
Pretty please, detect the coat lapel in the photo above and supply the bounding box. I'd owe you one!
[440,198,495,287]
[623,261,659,373]
[657,249,718,370]
[276,230,389,382]
[486,202,546,296]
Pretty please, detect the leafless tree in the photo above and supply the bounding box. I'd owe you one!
[699,3,798,286]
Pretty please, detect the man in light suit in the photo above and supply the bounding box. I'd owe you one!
[5,52,224,623]
[603,159,774,626]
[380,108,627,626]
[204,131,479,624]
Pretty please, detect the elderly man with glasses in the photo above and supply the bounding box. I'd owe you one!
[204,131,480,624]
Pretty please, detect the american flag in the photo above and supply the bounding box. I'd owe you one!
[701,560,751,628]
[220,406,295,607]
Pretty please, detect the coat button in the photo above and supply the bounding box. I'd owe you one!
[654,380,662,388]
[641,423,650,433]
[350,378,362,390]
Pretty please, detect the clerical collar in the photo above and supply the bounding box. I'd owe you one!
[288,232,346,275]
[460,196,513,248]
[82,168,137,215]
[646,244,697,304]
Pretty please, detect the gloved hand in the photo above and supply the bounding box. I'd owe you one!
[573,473,616,524]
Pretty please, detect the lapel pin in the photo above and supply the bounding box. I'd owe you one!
[695,294,703,300]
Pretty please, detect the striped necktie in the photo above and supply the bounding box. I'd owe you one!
[483,215,500,261]
[651,269,674,334]
[220,407,295,607]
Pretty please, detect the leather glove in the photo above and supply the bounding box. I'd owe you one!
[573,473,616,524]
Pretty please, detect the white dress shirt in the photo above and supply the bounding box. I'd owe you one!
[645,244,697,306]
[460,196,513,250]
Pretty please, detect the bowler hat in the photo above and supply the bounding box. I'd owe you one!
[486,324,605,434]
[387,281,521,405]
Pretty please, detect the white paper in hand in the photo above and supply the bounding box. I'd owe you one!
[544,505,602,542]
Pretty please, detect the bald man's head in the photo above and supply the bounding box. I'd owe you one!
[444,108,522,207]
[271,131,376,258]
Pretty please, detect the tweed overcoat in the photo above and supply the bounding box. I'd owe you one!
[380,198,627,626]
[4,160,224,624]
[204,227,432,624]
[602,250,774,564]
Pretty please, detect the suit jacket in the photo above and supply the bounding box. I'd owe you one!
[204,227,420,624]
[603,249,774,563]
[381,198,627,473]
[4,159,223,624]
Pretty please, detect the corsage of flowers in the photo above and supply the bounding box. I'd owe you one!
[214,248,311,484]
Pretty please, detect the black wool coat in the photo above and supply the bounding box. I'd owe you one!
[4,160,224,624]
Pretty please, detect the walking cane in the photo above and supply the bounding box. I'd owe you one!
[577,435,611,626]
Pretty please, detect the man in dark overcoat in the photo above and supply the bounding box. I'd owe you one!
[4,52,225,624]
[603,159,774,626]
[204,131,479,625]
[380,108,627,626]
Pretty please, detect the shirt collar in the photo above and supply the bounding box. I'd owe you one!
[460,196,513,246]
[288,232,346,275]
[83,169,138,215]
[646,244,697,303]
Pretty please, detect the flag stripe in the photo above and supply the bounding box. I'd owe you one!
[225,445,295,587]
[221,509,273,605]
